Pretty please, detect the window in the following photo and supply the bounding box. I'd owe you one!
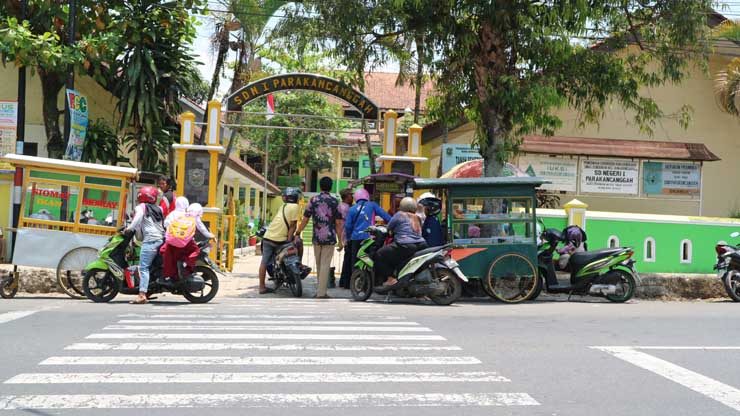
[680,239,692,264]
[79,188,121,227]
[644,237,656,262]
[450,197,534,245]
[24,182,79,223]
[607,236,620,248]
[342,161,359,179]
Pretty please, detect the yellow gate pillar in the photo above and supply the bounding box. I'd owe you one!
[564,199,588,230]
[174,100,226,264]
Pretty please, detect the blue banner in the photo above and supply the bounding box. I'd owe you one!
[64,89,88,161]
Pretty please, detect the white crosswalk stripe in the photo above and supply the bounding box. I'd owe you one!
[1,300,539,411]
[65,342,464,351]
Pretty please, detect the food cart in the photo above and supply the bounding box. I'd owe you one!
[0,154,138,299]
[413,177,549,303]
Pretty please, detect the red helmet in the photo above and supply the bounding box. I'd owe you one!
[137,186,159,204]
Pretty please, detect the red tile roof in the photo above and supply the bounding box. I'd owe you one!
[331,72,434,112]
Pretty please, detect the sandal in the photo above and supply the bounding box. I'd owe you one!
[129,297,148,304]
[314,295,331,299]
[259,287,275,295]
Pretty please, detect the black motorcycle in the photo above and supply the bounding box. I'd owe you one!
[82,230,220,303]
[266,239,309,297]
[531,227,639,302]
[715,231,740,302]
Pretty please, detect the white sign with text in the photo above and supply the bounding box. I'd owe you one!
[580,158,639,195]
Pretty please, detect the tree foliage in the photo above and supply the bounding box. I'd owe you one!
[278,0,715,177]
[240,91,349,183]
[713,20,740,118]
[0,0,204,170]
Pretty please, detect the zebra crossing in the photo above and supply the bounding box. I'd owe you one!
[0,299,540,412]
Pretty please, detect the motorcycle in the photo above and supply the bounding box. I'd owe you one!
[531,227,639,302]
[350,226,468,305]
[715,231,740,302]
[82,230,220,303]
[266,239,309,297]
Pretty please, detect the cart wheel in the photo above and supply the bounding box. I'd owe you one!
[486,253,538,303]
[57,247,98,299]
[0,273,18,299]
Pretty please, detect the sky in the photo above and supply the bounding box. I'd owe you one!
[189,3,740,100]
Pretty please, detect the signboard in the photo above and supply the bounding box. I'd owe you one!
[227,73,379,119]
[643,161,700,195]
[184,150,211,206]
[518,154,577,192]
[580,158,639,195]
[0,100,18,170]
[375,181,405,194]
[441,144,481,174]
[64,89,88,161]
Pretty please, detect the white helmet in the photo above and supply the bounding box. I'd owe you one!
[418,192,436,203]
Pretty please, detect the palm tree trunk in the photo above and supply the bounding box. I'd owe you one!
[200,28,229,144]
[413,33,424,124]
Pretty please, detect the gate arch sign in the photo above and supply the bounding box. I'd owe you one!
[226,73,380,120]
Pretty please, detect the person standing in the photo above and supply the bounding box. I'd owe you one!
[343,188,391,286]
[296,177,343,299]
[337,188,354,289]
[158,175,177,217]
[125,186,165,304]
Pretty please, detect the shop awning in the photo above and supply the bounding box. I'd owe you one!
[521,136,720,162]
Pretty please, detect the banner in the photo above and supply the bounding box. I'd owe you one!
[64,89,88,161]
[441,144,481,174]
[0,100,18,170]
[518,154,577,192]
[580,158,639,195]
[643,161,700,195]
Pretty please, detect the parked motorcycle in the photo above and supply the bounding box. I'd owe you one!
[531,227,639,302]
[82,230,220,303]
[266,239,309,297]
[715,231,740,302]
[350,226,468,305]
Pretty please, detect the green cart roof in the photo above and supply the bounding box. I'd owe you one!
[414,177,551,189]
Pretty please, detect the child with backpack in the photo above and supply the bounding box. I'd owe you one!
[158,198,214,286]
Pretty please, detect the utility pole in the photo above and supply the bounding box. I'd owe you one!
[63,0,76,154]
[11,0,27,257]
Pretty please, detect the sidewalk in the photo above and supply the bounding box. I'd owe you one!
[225,247,354,299]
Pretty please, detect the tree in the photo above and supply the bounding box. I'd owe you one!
[281,1,714,177]
[421,1,714,176]
[239,92,349,183]
[112,0,204,172]
[0,1,118,158]
[713,20,740,118]
[275,1,407,174]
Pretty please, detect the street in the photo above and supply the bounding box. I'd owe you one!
[0,295,738,415]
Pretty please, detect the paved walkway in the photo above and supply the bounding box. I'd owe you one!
[225,247,353,299]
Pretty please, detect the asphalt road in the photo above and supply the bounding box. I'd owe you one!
[0,294,739,415]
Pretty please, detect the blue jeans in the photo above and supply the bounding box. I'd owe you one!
[139,240,163,293]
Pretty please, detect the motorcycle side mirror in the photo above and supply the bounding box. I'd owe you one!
[731,232,740,238]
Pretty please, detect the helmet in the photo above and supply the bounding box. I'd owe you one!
[419,197,442,216]
[282,187,302,203]
[137,186,158,204]
[418,192,436,202]
[399,196,417,213]
[187,203,204,217]
[353,188,370,202]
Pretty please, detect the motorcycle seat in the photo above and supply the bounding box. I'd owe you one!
[569,248,625,270]
[413,245,450,257]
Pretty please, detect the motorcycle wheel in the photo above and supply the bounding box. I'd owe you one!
[430,269,462,306]
[722,271,740,302]
[605,270,637,303]
[526,269,547,301]
[287,269,303,298]
[0,275,18,299]
[83,269,119,303]
[350,268,373,301]
[182,266,219,304]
